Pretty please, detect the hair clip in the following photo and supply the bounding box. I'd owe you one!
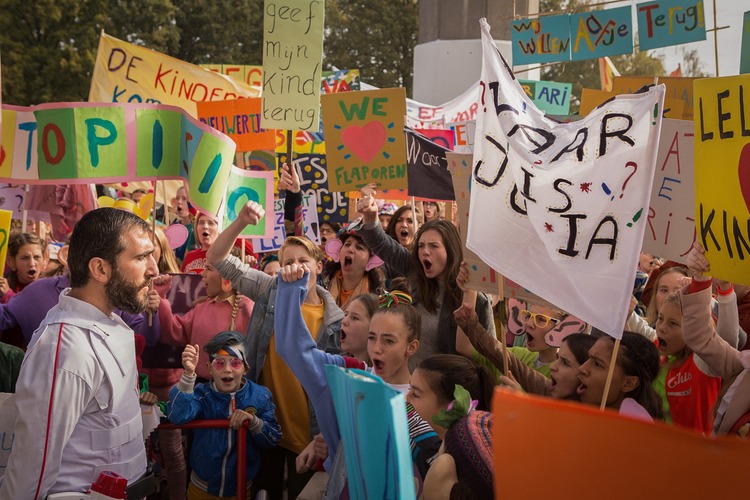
[431,384,478,428]
[378,290,413,308]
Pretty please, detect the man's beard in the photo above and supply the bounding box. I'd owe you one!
[106,267,150,314]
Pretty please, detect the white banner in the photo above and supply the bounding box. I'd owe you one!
[467,19,664,337]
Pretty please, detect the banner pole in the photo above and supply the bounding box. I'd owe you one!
[148,179,157,327]
[21,185,29,234]
[712,0,720,76]
[599,337,621,411]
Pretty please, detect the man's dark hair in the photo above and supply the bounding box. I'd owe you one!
[68,208,150,288]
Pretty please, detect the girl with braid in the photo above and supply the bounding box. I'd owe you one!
[155,262,253,381]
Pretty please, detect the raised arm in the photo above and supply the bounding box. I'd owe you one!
[206,201,265,266]
[355,193,411,276]
[454,304,551,396]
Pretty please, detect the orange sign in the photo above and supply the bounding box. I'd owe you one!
[196,98,275,152]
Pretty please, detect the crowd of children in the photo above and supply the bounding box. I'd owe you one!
[0,172,749,500]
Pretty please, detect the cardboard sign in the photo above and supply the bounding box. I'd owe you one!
[251,194,321,252]
[287,153,349,223]
[636,0,706,51]
[89,33,258,117]
[201,64,264,89]
[223,166,274,238]
[511,14,571,64]
[322,87,408,192]
[197,98,275,152]
[642,119,696,262]
[519,79,573,115]
[447,152,502,296]
[570,7,633,61]
[0,102,235,218]
[493,388,749,499]
[261,0,325,131]
[468,19,664,337]
[613,76,695,119]
[325,366,416,500]
[694,75,750,285]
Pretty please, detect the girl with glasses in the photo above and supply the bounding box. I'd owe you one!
[168,332,281,498]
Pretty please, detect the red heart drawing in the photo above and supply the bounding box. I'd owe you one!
[740,142,750,213]
[341,121,387,163]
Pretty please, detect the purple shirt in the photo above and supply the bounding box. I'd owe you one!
[0,274,160,346]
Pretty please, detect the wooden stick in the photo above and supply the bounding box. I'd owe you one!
[21,185,29,234]
[599,337,621,411]
[411,196,420,233]
[712,0,719,77]
[148,179,157,327]
[286,130,293,172]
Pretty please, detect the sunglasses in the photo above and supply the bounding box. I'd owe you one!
[519,310,560,329]
[210,357,245,370]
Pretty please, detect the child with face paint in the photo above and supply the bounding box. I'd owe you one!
[275,267,441,495]
[0,233,49,304]
[168,332,281,498]
[322,227,385,309]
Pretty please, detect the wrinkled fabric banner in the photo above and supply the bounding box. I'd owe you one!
[467,19,664,337]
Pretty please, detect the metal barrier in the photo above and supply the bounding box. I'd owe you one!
[158,419,249,500]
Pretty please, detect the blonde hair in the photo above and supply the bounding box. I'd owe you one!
[278,236,323,264]
[153,227,181,274]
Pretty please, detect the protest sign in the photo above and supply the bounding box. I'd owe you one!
[322,87,408,192]
[0,209,11,271]
[492,388,748,499]
[236,149,278,172]
[448,152,502,295]
[511,14,571,65]
[405,127,455,201]
[468,19,664,336]
[0,393,17,482]
[223,166,274,238]
[570,7,633,61]
[694,75,750,284]
[89,33,258,117]
[447,121,477,153]
[288,153,349,223]
[261,0,325,131]
[642,119,695,262]
[197,98,275,152]
[613,76,695,119]
[0,102,235,218]
[519,79,573,115]
[325,366,416,500]
[201,64,264,89]
[636,0,706,51]
[322,69,361,93]
[742,11,750,75]
[251,194,321,253]
[0,186,23,219]
[141,273,207,369]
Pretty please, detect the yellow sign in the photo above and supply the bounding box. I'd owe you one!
[200,64,263,90]
[694,75,750,285]
[613,76,695,119]
[0,209,12,271]
[89,33,259,117]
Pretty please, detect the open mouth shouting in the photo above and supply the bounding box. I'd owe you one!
[576,380,588,396]
[342,255,353,271]
[371,358,385,375]
[422,258,433,276]
[399,229,410,243]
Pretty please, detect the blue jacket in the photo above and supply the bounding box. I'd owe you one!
[167,375,281,497]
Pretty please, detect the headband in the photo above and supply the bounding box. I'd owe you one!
[378,290,413,308]
[431,384,478,428]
